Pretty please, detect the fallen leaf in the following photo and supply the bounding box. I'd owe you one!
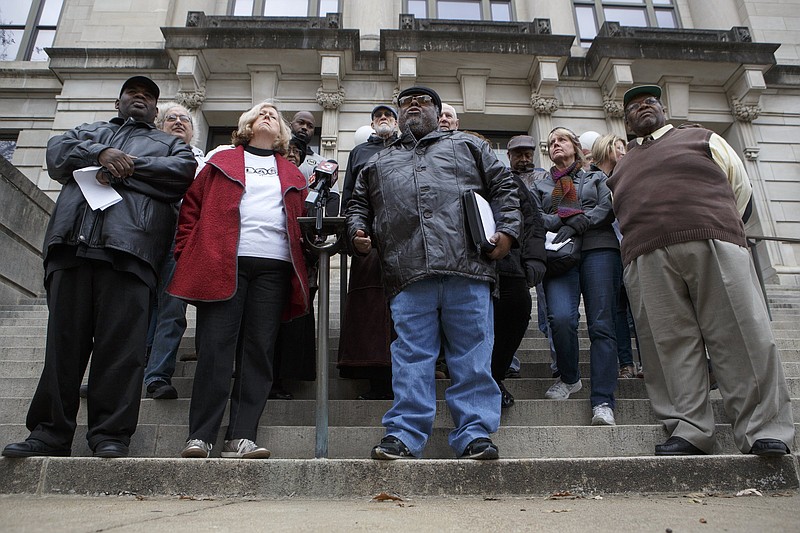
[699,518,707,524]
[736,489,763,497]
[372,491,404,502]
[591,495,603,500]
[546,509,571,513]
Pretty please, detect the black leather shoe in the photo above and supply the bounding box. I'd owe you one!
[146,380,178,400]
[499,382,515,409]
[93,440,129,458]
[268,388,294,400]
[654,436,707,456]
[749,439,790,457]
[2,439,70,458]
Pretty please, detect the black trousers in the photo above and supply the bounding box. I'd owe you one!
[27,260,151,450]
[189,257,291,444]
[491,275,532,382]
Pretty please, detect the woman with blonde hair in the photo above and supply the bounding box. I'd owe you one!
[529,127,621,426]
[169,101,310,459]
[590,134,627,177]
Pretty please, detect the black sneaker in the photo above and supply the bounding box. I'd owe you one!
[147,380,178,400]
[460,437,499,460]
[371,436,413,460]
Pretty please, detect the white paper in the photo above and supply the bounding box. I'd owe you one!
[545,231,571,251]
[474,192,496,239]
[72,166,123,211]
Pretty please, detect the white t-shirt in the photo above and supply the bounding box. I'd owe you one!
[237,151,291,262]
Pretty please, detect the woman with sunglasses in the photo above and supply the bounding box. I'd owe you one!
[529,127,621,426]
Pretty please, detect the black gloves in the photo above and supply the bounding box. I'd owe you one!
[564,213,590,234]
[525,259,547,287]
[553,225,576,244]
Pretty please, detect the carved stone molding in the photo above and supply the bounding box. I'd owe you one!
[744,147,760,161]
[321,137,337,150]
[731,98,761,122]
[603,94,624,119]
[175,88,206,111]
[538,140,549,157]
[530,94,559,115]
[315,86,345,109]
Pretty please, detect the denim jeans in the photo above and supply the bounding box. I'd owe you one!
[543,248,621,408]
[385,276,501,457]
[615,280,635,367]
[144,241,188,387]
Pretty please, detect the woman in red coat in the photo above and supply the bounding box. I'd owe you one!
[169,101,309,459]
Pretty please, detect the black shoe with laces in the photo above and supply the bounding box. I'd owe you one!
[371,436,413,460]
[460,437,499,460]
[498,381,515,409]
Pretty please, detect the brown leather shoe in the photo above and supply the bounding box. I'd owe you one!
[618,364,636,379]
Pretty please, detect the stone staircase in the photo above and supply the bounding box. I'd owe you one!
[1,277,799,497]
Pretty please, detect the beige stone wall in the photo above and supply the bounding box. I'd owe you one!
[736,0,800,66]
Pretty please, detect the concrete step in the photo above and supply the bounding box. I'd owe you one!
[1,454,797,497]
[3,396,798,429]
[2,422,799,460]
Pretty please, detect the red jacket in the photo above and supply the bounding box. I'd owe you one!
[168,145,310,321]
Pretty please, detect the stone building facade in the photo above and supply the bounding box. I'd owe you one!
[1,0,798,288]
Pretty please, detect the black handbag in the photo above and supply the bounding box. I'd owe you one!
[545,235,582,277]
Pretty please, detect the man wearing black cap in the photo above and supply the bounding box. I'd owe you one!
[346,86,521,460]
[608,84,794,457]
[2,76,196,459]
[337,104,399,400]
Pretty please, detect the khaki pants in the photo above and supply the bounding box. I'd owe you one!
[624,239,794,453]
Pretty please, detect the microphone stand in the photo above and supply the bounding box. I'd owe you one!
[298,215,345,459]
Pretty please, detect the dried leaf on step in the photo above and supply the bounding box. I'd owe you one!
[371,491,404,502]
[735,489,763,497]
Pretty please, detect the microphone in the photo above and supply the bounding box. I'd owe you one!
[306,159,338,207]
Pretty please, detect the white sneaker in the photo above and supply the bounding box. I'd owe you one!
[221,438,271,459]
[591,403,616,426]
[181,439,212,458]
[544,379,582,400]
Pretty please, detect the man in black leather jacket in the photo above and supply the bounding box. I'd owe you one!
[346,86,521,461]
[2,76,196,459]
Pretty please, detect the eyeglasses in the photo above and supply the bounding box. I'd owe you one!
[373,110,395,119]
[165,114,192,124]
[625,97,661,114]
[398,95,434,109]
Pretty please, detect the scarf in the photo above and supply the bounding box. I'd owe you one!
[550,161,584,219]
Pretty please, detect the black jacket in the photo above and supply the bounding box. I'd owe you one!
[346,129,521,296]
[497,174,547,285]
[341,132,398,210]
[44,117,197,270]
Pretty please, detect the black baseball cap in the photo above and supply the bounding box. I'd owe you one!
[120,76,160,100]
[397,86,442,113]
[372,104,397,119]
[623,85,661,108]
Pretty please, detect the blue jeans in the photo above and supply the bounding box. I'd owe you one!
[144,241,188,387]
[543,248,621,408]
[385,276,501,457]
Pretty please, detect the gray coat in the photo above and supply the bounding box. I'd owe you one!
[346,129,521,296]
[529,168,618,252]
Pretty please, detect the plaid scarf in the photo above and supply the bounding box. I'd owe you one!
[550,161,584,219]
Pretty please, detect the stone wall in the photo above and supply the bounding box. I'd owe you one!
[0,157,53,304]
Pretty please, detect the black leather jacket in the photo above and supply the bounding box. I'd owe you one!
[497,173,546,284]
[44,117,197,270]
[346,129,521,296]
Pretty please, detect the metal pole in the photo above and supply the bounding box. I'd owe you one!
[748,239,772,321]
[315,249,331,458]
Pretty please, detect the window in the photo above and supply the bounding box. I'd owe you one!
[231,0,341,16]
[0,0,63,61]
[404,0,514,21]
[0,132,19,161]
[573,0,679,46]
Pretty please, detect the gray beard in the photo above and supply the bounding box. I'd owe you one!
[374,123,394,138]
[402,115,437,140]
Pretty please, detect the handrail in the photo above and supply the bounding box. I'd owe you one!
[745,234,800,321]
